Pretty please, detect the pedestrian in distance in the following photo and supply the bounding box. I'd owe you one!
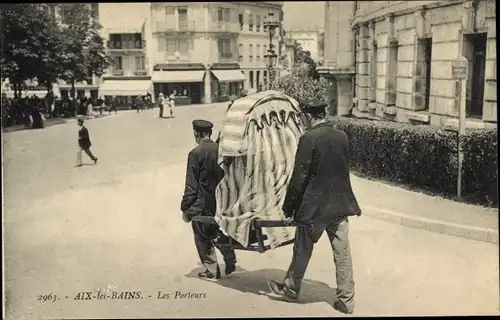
[267,100,362,315]
[181,119,237,280]
[158,93,165,118]
[168,90,176,118]
[76,117,98,167]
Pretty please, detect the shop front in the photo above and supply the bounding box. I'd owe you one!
[58,80,98,101]
[210,68,246,102]
[152,70,205,105]
[99,79,154,109]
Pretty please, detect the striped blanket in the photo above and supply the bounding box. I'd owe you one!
[215,91,306,249]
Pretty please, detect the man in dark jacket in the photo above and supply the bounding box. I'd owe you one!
[76,117,98,167]
[181,120,237,280]
[268,100,361,315]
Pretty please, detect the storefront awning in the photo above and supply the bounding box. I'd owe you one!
[152,71,205,83]
[99,80,153,96]
[211,70,246,82]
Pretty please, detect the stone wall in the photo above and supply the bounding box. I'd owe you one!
[351,0,497,127]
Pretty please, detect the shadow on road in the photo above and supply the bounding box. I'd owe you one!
[186,267,336,306]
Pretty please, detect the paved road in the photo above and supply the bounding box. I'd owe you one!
[3,105,499,319]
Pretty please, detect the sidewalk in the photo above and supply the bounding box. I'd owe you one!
[352,174,499,244]
[2,113,111,133]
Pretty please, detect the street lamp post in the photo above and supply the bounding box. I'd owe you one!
[263,12,279,89]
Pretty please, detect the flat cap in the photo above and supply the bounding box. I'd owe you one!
[301,100,328,114]
[192,119,214,132]
[77,117,85,123]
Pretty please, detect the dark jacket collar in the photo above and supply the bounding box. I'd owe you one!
[199,138,213,144]
[310,121,330,130]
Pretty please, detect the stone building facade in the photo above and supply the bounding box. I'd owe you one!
[319,0,497,129]
[148,2,283,104]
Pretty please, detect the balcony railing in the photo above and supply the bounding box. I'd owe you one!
[134,70,148,76]
[107,40,146,50]
[214,21,240,33]
[111,70,124,76]
[154,20,196,33]
[164,52,192,63]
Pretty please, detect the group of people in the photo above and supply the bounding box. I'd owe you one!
[133,95,154,113]
[1,94,124,129]
[157,91,176,119]
[180,100,361,314]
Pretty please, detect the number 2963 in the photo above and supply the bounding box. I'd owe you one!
[38,294,58,302]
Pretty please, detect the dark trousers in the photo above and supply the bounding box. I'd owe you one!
[159,106,164,118]
[283,217,354,311]
[77,147,97,164]
[191,220,236,274]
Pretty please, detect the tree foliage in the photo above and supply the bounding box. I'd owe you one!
[1,4,59,93]
[271,65,329,106]
[58,3,109,97]
[279,40,319,80]
[0,3,109,97]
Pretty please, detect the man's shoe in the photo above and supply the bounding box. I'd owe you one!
[333,300,353,314]
[268,280,298,301]
[93,158,98,164]
[197,268,221,280]
[225,264,236,275]
[76,163,83,167]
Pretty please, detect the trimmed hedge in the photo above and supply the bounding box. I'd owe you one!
[330,117,498,207]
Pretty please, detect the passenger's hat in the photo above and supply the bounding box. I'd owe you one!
[301,99,328,114]
[192,119,214,132]
[77,117,84,124]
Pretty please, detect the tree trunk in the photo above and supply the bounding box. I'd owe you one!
[14,82,20,99]
[71,79,76,100]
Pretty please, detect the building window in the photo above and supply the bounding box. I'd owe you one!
[249,44,254,63]
[249,71,254,89]
[218,38,232,58]
[263,44,267,56]
[386,41,398,106]
[256,71,261,89]
[121,34,135,49]
[135,56,145,70]
[256,44,261,62]
[370,42,378,102]
[178,7,188,30]
[415,38,432,110]
[239,43,244,62]
[165,6,175,16]
[238,14,244,30]
[249,14,254,31]
[218,7,230,22]
[112,56,123,70]
[263,70,268,87]
[166,38,176,55]
[256,15,261,32]
[178,38,189,56]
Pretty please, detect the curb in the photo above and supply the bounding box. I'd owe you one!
[362,205,499,244]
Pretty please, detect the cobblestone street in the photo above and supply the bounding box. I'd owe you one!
[3,104,499,319]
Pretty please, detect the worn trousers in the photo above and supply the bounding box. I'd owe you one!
[77,147,97,164]
[284,217,355,310]
[191,220,237,274]
[159,105,164,118]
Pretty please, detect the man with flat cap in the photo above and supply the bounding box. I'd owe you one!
[181,119,237,279]
[268,100,361,314]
